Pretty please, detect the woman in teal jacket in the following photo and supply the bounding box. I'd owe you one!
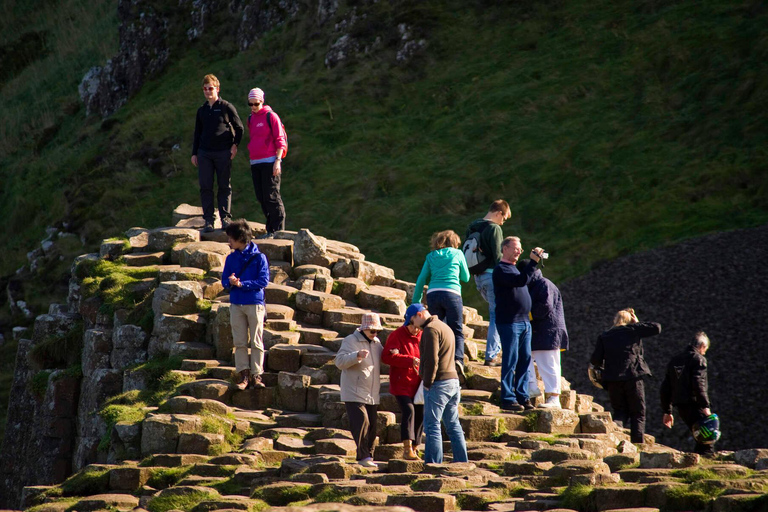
[412,230,470,380]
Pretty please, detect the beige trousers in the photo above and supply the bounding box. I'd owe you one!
[230,303,265,375]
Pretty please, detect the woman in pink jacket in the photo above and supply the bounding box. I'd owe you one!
[246,88,288,239]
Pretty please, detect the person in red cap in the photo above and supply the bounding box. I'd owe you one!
[382,303,425,460]
[334,313,383,468]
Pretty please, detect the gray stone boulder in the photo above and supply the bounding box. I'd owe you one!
[294,229,337,267]
[179,242,230,271]
[148,227,200,252]
[150,313,206,356]
[140,414,203,455]
[296,290,345,315]
[111,324,148,369]
[207,303,233,361]
[278,372,312,412]
[152,281,204,316]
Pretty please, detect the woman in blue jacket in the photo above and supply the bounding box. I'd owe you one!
[222,219,271,390]
[412,230,470,381]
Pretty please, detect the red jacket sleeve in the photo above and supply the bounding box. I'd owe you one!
[382,330,416,368]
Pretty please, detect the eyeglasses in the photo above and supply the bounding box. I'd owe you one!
[203,86,216,91]
[368,330,381,335]
[248,102,261,106]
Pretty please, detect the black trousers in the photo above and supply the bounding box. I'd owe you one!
[250,162,285,234]
[395,394,424,445]
[198,149,232,223]
[677,404,716,456]
[605,378,646,443]
[345,402,378,461]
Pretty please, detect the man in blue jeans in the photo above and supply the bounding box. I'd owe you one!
[465,200,511,367]
[411,307,468,464]
[493,236,544,412]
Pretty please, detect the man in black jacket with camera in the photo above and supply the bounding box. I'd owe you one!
[660,331,715,456]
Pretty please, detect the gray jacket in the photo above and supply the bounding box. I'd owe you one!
[334,329,383,405]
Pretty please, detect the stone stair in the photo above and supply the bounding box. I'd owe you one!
[14,203,768,512]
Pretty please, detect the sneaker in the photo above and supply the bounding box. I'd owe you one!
[235,369,250,390]
[484,355,502,367]
[455,361,466,385]
[539,395,561,409]
[257,232,275,240]
[251,375,265,388]
[522,400,535,411]
[358,457,378,468]
[501,403,525,412]
[203,222,215,233]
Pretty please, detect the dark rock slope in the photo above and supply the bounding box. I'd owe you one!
[559,224,768,452]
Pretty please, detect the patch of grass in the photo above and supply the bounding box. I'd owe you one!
[197,299,212,314]
[146,489,218,512]
[671,468,718,483]
[456,492,493,510]
[559,484,594,511]
[147,466,193,489]
[77,259,158,315]
[59,466,111,496]
[523,411,540,432]
[313,486,348,503]
[534,435,560,445]
[199,414,249,455]
[462,402,485,416]
[614,460,640,471]
[252,484,311,506]
[489,419,508,442]
[105,236,131,252]
[29,321,84,369]
[30,370,52,398]
[205,476,243,496]
[27,497,79,512]
[664,484,714,510]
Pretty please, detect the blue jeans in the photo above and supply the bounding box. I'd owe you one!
[497,321,532,406]
[423,379,468,464]
[426,291,465,363]
[475,273,500,360]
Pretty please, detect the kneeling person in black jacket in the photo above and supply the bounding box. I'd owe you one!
[591,308,662,444]
[660,332,715,456]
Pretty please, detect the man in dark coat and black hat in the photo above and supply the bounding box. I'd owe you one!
[517,261,569,409]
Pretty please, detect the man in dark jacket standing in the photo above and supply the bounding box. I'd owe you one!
[517,261,569,409]
[465,199,511,367]
[660,332,715,456]
[191,74,244,232]
[591,308,661,443]
[412,308,467,464]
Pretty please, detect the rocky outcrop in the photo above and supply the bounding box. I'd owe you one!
[79,0,429,117]
[4,206,768,510]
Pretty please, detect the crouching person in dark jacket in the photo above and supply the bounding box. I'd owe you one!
[590,308,661,443]
[660,332,715,456]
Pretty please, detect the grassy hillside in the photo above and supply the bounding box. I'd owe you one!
[2,0,767,306]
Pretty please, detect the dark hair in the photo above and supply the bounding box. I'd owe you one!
[488,199,510,216]
[225,218,253,244]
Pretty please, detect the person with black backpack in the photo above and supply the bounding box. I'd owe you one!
[246,87,288,239]
[191,74,244,233]
[464,200,511,367]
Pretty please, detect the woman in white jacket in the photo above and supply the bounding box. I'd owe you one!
[334,313,383,468]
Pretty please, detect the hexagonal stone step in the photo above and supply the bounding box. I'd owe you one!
[177,241,230,271]
[274,412,323,428]
[466,320,489,340]
[156,265,206,281]
[164,396,231,415]
[296,325,339,346]
[385,492,457,512]
[314,438,357,456]
[206,365,237,381]
[123,252,164,266]
[177,379,234,404]
[265,283,300,305]
[274,435,315,454]
[266,319,297,331]
[72,493,140,511]
[170,342,215,360]
[181,359,221,371]
[267,304,296,320]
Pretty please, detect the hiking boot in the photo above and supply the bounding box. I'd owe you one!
[484,355,502,367]
[257,232,275,240]
[455,360,466,385]
[235,369,250,390]
[221,218,232,229]
[251,375,265,388]
[522,400,535,411]
[203,222,215,233]
[501,402,525,413]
